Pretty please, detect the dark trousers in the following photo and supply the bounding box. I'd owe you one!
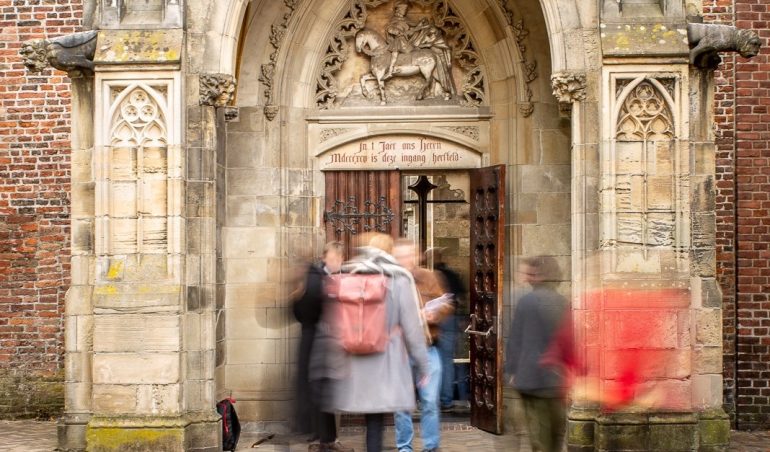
[365,413,384,452]
[319,411,336,443]
[521,394,566,452]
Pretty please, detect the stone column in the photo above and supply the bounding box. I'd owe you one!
[78,30,219,452]
[58,75,96,452]
[564,14,760,451]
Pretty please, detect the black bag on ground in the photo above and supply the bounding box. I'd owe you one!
[216,397,241,451]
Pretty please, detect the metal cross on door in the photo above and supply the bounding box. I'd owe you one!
[466,165,505,434]
[323,170,401,258]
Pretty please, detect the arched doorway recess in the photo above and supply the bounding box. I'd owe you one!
[217,0,580,434]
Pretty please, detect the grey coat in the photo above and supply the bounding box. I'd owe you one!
[505,285,568,397]
[311,248,430,414]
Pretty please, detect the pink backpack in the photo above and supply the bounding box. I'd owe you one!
[331,273,390,355]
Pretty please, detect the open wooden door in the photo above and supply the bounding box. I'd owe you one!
[323,170,401,257]
[467,165,505,434]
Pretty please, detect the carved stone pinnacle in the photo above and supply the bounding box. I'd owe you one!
[199,73,237,108]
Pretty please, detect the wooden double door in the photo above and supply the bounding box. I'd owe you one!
[323,167,506,434]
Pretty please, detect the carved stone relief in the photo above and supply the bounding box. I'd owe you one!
[106,85,170,255]
[497,1,538,117]
[258,0,300,120]
[199,74,237,107]
[551,72,586,117]
[319,128,355,143]
[437,125,479,141]
[316,0,486,109]
[20,30,98,76]
[687,23,761,69]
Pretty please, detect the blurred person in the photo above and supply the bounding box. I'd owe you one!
[425,247,466,412]
[314,233,430,452]
[505,256,569,452]
[291,242,352,452]
[393,240,454,452]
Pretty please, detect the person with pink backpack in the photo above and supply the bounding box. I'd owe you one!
[311,233,429,452]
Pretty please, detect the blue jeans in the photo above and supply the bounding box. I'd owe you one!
[395,346,442,452]
[436,315,457,407]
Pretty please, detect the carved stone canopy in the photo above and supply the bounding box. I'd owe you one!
[199,74,237,108]
[20,30,98,76]
[688,22,762,69]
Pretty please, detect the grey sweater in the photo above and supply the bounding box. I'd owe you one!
[505,285,568,397]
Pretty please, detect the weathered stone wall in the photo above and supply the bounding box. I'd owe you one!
[702,0,739,425]
[0,0,83,419]
[704,0,770,430]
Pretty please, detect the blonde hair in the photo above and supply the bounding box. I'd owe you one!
[358,232,394,254]
[323,241,344,257]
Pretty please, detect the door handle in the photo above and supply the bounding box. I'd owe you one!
[464,314,494,337]
[464,324,494,337]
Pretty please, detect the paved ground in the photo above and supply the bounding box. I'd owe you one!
[1,420,768,451]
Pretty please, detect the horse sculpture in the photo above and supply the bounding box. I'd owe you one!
[355,27,451,105]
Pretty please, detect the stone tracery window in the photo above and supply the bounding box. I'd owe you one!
[616,81,674,142]
[611,78,678,257]
[107,86,169,255]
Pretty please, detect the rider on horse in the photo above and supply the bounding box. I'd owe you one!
[385,2,428,79]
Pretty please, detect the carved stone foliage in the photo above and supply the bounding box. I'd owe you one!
[106,85,170,255]
[20,30,98,76]
[316,0,487,109]
[497,0,538,117]
[437,125,479,141]
[319,128,355,143]
[607,77,682,269]
[687,23,762,69]
[199,74,237,108]
[551,72,586,116]
[258,0,300,120]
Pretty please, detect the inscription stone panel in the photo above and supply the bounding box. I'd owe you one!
[318,135,481,170]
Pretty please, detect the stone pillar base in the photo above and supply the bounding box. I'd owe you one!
[567,408,730,452]
[84,413,221,452]
[57,413,91,452]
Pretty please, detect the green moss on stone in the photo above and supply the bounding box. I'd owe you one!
[86,427,184,452]
[699,419,730,446]
[568,419,595,446]
[0,370,64,420]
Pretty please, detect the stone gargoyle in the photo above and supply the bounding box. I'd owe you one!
[20,30,98,76]
[688,23,761,69]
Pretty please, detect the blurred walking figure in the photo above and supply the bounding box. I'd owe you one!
[425,247,466,412]
[393,240,454,452]
[315,233,429,452]
[505,256,569,452]
[291,242,352,452]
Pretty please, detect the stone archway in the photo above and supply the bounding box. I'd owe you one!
[48,0,752,450]
[213,0,584,432]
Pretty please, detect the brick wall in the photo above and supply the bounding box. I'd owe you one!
[0,0,81,418]
[706,0,770,430]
